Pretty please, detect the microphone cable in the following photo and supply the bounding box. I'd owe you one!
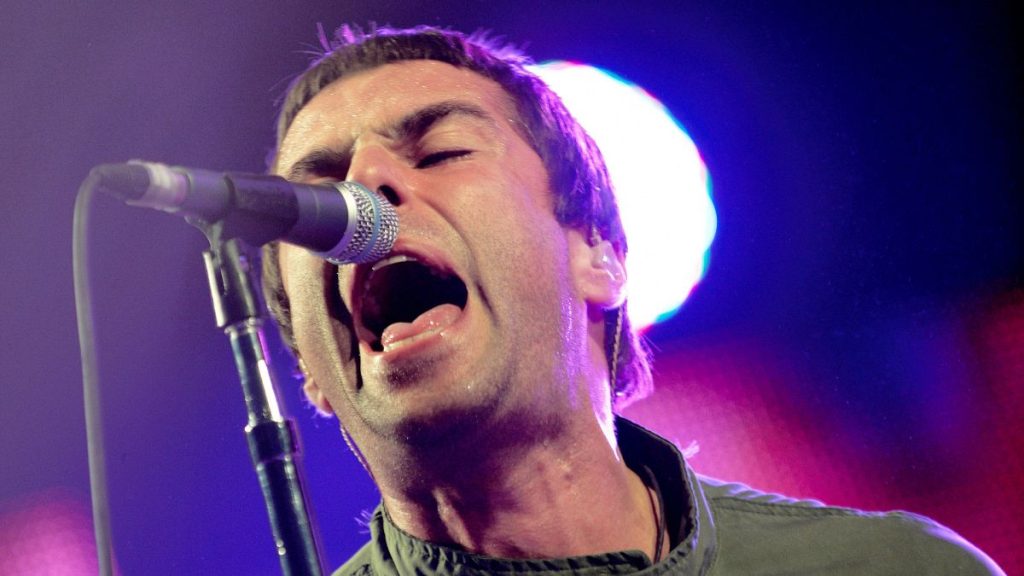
[73,173,115,576]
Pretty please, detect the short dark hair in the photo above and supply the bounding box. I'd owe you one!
[262,25,652,408]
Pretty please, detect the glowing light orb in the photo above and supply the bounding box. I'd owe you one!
[529,61,716,329]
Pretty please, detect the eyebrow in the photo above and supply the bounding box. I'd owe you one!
[388,100,495,142]
[285,147,350,182]
[284,100,496,181]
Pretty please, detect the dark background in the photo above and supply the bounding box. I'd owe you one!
[1,2,1019,573]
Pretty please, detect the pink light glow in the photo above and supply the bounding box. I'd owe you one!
[0,489,105,575]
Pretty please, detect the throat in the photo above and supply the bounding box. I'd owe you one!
[378,430,651,561]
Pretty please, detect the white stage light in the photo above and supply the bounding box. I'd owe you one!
[530,61,717,329]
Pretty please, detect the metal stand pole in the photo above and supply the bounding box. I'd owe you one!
[202,229,324,576]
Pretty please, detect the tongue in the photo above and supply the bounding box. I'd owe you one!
[379,303,461,351]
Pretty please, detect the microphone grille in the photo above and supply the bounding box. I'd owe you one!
[327,182,398,265]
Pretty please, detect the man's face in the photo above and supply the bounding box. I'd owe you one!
[276,60,597,448]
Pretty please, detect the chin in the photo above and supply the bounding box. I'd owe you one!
[372,393,503,449]
[373,386,567,460]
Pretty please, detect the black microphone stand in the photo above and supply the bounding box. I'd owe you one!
[199,221,324,576]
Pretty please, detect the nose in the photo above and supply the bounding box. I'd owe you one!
[346,144,404,207]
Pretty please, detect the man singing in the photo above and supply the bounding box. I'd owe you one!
[261,25,1002,575]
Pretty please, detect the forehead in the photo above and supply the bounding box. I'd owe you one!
[277,60,518,168]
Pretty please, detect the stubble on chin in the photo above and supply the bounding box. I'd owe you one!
[358,363,504,448]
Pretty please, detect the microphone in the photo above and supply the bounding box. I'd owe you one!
[87,160,398,264]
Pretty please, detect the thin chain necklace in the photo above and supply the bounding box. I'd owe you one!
[640,464,667,564]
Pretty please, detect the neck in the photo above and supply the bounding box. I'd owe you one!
[372,412,661,560]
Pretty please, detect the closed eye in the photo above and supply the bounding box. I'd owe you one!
[416,150,472,169]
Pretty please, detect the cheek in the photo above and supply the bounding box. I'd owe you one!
[280,248,359,392]
[462,160,567,293]
[483,212,573,324]
[281,247,334,325]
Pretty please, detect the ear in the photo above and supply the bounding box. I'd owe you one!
[298,358,334,415]
[568,229,626,309]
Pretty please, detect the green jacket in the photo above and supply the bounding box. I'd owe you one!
[334,418,1002,575]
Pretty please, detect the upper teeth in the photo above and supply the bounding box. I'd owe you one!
[371,254,417,272]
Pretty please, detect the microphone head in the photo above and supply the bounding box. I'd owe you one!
[324,182,398,265]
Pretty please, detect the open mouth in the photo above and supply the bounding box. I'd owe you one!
[360,255,469,352]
